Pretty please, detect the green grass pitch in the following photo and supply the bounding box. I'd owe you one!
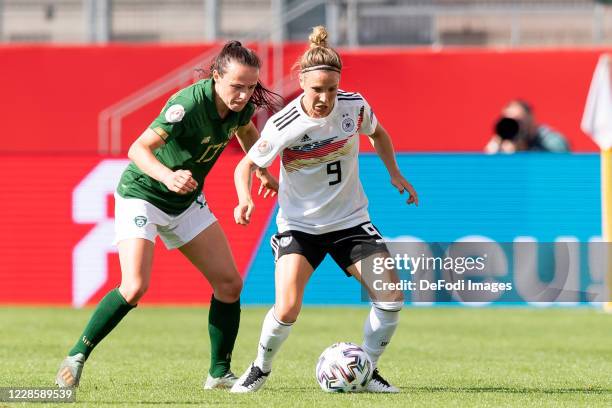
[1,307,611,407]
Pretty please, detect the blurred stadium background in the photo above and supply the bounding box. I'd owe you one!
[3,3,612,405]
[0,0,608,308]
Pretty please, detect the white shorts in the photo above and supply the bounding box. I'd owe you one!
[113,193,217,249]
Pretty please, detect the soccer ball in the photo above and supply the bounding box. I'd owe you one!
[315,342,373,392]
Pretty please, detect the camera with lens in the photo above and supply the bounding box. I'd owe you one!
[494,117,521,140]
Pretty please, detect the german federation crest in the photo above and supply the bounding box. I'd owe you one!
[341,116,355,133]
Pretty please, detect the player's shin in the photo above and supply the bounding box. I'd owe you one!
[68,288,136,359]
[361,303,401,368]
[208,295,241,378]
[253,307,293,372]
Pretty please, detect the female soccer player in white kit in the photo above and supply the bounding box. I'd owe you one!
[231,26,418,393]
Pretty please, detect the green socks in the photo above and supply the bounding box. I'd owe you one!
[68,288,135,359]
[208,296,241,378]
[67,290,239,378]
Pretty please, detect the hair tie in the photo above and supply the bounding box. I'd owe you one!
[225,40,242,49]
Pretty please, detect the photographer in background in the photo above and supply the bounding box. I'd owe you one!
[485,100,569,153]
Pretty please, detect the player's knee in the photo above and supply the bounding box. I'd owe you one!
[119,281,149,305]
[213,277,243,303]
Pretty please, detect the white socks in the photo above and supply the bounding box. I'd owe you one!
[252,306,399,372]
[253,308,293,372]
[361,306,400,368]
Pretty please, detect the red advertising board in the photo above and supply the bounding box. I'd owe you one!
[0,152,277,305]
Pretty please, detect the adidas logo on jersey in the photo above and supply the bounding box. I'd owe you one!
[299,134,312,143]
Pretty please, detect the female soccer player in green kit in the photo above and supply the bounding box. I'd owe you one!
[55,41,280,390]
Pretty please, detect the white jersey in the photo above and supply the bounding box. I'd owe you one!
[248,90,378,234]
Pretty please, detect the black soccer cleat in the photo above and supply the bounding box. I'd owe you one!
[230,363,270,393]
[365,368,400,393]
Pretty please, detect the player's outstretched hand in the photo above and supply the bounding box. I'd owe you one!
[162,169,198,195]
[234,200,255,226]
[391,174,418,206]
[255,168,278,198]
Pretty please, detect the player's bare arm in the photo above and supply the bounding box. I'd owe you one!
[127,128,197,195]
[368,123,419,206]
[235,121,278,197]
[235,120,260,152]
[233,155,260,225]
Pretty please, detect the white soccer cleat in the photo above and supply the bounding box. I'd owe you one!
[230,363,270,393]
[365,369,400,393]
[55,353,85,388]
[203,370,239,389]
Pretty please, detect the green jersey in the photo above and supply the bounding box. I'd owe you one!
[117,79,255,214]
